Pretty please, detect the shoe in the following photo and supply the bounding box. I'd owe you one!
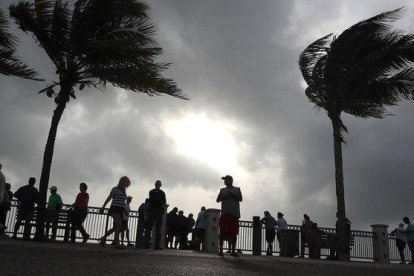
[50,237,56,242]
[115,244,126,249]
[82,234,90,243]
[127,243,134,247]
[98,238,106,247]
[217,252,224,257]
[231,252,239,257]
[399,261,406,264]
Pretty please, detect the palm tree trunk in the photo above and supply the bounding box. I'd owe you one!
[34,88,68,241]
[331,117,350,261]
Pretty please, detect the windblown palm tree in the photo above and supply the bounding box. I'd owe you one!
[299,8,414,260]
[9,0,186,240]
[0,8,39,79]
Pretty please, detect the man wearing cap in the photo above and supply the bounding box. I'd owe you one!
[45,186,63,241]
[216,175,242,257]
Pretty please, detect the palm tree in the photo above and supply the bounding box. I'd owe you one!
[9,0,186,240]
[299,8,414,260]
[0,8,39,79]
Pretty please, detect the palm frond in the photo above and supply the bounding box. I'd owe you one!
[0,49,42,80]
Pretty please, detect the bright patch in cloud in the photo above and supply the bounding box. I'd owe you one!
[164,114,238,173]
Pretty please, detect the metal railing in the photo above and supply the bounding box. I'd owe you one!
[3,200,411,262]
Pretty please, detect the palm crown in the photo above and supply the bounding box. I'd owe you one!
[299,8,414,138]
[9,0,186,101]
[0,8,39,80]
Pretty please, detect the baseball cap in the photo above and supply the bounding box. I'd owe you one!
[221,175,233,181]
[49,186,57,190]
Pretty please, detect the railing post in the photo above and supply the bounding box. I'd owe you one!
[204,208,221,252]
[252,216,261,256]
[371,224,390,263]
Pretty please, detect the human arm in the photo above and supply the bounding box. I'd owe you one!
[100,193,112,213]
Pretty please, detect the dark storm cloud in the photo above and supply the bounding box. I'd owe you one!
[1,0,413,230]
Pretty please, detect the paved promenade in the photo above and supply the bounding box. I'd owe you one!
[1,240,413,275]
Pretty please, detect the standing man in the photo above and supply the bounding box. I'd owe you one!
[260,211,277,256]
[0,164,10,235]
[45,186,63,241]
[216,175,242,257]
[144,180,166,249]
[13,177,39,240]
[402,217,414,264]
[300,214,313,258]
[276,212,288,256]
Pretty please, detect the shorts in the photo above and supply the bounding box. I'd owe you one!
[108,206,124,218]
[219,214,239,239]
[265,229,276,243]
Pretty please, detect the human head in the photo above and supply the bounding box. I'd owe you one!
[277,212,284,219]
[127,196,133,203]
[221,175,233,187]
[403,217,410,224]
[304,214,310,221]
[155,179,162,189]
[188,213,193,218]
[5,183,11,191]
[399,223,404,228]
[118,176,131,189]
[178,210,184,216]
[264,211,270,217]
[28,177,36,186]
[49,186,57,194]
[173,207,178,213]
[201,206,206,211]
[79,182,88,192]
[312,223,318,229]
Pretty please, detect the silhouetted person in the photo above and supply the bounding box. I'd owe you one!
[308,223,325,259]
[121,196,133,246]
[187,213,195,246]
[45,186,63,241]
[391,223,407,264]
[402,217,414,264]
[216,175,242,257]
[136,198,149,248]
[13,177,39,240]
[144,180,166,249]
[300,214,313,258]
[166,207,178,248]
[70,182,90,243]
[329,215,351,260]
[175,210,188,249]
[0,163,9,234]
[0,182,12,236]
[99,176,131,248]
[276,212,288,256]
[260,211,276,256]
[195,206,207,250]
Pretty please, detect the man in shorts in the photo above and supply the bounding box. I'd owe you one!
[216,175,242,257]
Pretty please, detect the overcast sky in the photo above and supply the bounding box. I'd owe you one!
[1,0,414,231]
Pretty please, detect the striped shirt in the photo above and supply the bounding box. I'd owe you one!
[110,186,127,208]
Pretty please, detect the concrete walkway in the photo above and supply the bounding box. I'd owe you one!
[1,240,413,275]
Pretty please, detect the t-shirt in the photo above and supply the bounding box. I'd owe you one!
[149,188,166,213]
[406,223,414,242]
[196,210,207,229]
[14,185,39,211]
[47,193,63,210]
[261,216,277,230]
[110,186,127,208]
[395,226,406,241]
[74,192,89,212]
[217,186,242,218]
[276,218,288,230]
[301,220,313,234]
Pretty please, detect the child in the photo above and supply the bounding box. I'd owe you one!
[70,183,90,243]
[121,196,133,246]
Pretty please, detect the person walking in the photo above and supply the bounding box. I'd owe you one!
[45,186,63,241]
[216,175,242,257]
[98,176,131,248]
[12,177,39,240]
[70,182,90,243]
[402,217,414,264]
[195,206,207,251]
[276,212,288,256]
[391,223,407,264]
[260,211,277,256]
[300,214,313,258]
[144,180,166,249]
